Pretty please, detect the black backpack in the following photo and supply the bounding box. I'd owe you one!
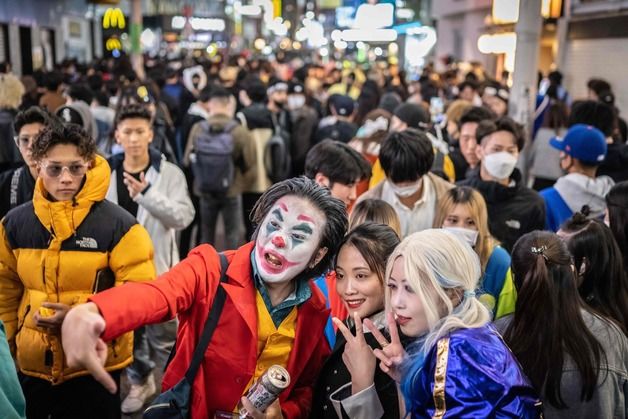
[190,120,237,194]
[265,113,292,184]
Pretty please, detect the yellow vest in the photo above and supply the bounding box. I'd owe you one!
[244,291,297,393]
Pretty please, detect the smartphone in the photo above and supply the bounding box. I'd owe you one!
[92,268,115,294]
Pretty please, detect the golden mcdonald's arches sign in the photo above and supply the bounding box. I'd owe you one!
[103,7,125,30]
[105,37,122,51]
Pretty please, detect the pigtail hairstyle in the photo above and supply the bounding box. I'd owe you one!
[503,231,606,408]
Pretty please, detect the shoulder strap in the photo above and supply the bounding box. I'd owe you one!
[184,252,229,382]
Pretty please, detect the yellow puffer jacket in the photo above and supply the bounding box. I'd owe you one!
[0,155,156,384]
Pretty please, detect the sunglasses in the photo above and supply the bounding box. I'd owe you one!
[13,135,36,149]
[40,162,89,178]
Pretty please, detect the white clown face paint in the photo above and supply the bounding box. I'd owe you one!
[255,195,326,284]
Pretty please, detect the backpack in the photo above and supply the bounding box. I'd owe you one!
[190,120,237,194]
[265,113,292,184]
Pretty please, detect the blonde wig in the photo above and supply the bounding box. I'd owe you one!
[385,229,490,354]
[0,73,25,110]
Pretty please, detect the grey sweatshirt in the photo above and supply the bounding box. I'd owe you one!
[495,311,627,419]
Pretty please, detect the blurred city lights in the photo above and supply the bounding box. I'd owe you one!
[254,38,266,50]
[340,29,397,42]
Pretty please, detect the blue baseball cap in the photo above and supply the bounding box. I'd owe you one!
[549,124,607,164]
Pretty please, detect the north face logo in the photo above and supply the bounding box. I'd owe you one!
[505,220,521,230]
[76,237,98,249]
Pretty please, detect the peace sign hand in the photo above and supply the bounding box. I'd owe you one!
[332,311,377,395]
[364,311,406,383]
[123,172,149,198]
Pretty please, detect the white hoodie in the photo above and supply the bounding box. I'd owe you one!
[554,173,615,218]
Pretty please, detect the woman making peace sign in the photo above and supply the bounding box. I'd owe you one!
[310,223,401,418]
[371,229,542,418]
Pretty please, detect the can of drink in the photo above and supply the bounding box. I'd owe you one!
[238,365,291,418]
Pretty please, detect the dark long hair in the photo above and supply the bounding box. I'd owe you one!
[560,212,628,334]
[606,181,628,271]
[503,231,605,409]
[334,222,400,285]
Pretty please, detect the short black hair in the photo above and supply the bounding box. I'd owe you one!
[251,176,348,279]
[304,140,371,185]
[587,78,611,96]
[31,123,97,162]
[458,80,478,92]
[209,86,232,101]
[198,85,213,103]
[244,77,267,103]
[379,129,434,182]
[67,84,94,104]
[14,106,55,134]
[568,100,615,137]
[476,116,524,151]
[44,71,63,91]
[93,91,110,107]
[458,106,495,128]
[115,104,153,126]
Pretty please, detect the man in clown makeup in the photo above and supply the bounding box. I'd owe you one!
[60,177,348,418]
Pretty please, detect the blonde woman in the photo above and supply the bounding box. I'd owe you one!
[366,229,541,417]
[0,73,26,173]
[433,186,515,319]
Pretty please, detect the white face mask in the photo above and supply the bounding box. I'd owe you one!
[443,227,479,247]
[287,95,306,110]
[483,151,518,180]
[389,179,422,198]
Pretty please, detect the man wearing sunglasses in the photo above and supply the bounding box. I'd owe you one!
[0,122,156,418]
[0,107,58,219]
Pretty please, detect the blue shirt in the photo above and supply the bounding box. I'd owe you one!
[251,251,312,328]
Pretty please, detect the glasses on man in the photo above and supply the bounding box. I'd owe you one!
[13,135,36,149]
[40,162,89,178]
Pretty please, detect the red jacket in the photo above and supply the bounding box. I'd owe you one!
[91,242,331,418]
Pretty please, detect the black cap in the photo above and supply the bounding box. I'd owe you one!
[288,82,305,95]
[56,106,85,127]
[330,94,354,116]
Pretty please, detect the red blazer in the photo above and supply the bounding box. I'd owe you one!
[91,242,331,418]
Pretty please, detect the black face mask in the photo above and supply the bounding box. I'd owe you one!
[273,100,285,110]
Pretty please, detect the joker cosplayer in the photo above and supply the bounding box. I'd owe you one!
[61,177,347,418]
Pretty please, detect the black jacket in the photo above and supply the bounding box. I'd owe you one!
[310,319,399,419]
[458,169,545,252]
[0,165,35,219]
[0,110,23,174]
[598,142,628,183]
[238,103,274,130]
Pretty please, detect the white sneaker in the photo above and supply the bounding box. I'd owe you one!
[121,373,157,414]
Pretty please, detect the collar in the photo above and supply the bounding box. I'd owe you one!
[107,147,163,174]
[464,168,523,203]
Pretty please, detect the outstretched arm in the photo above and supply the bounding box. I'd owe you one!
[62,302,117,393]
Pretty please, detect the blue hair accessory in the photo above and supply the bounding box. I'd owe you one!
[463,290,476,299]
